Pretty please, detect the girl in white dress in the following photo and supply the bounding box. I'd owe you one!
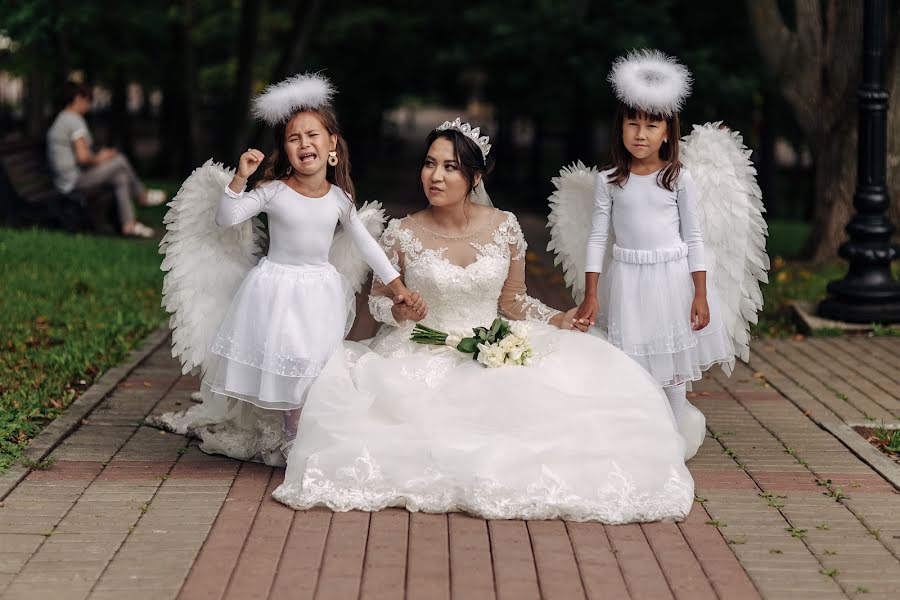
[271,119,699,523]
[198,74,420,454]
[574,51,733,423]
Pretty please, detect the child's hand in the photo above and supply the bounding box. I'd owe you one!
[392,291,427,323]
[690,295,710,330]
[237,148,265,180]
[553,307,590,332]
[574,296,599,329]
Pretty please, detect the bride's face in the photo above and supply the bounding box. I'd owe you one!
[421,138,471,207]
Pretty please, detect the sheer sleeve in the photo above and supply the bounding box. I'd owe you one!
[215,181,276,227]
[497,213,562,324]
[676,170,707,273]
[340,203,401,284]
[368,219,405,327]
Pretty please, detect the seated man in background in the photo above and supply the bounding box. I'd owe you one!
[46,81,164,238]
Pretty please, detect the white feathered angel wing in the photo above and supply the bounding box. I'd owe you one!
[547,161,601,305]
[328,200,388,293]
[681,122,769,365]
[159,159,266,375]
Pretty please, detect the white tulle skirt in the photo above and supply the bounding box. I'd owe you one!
[272,324,699,524]
[598,243,733,387]
[202,257,356,411]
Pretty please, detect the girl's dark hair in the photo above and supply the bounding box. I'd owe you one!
[423,128,494,196]
[606,102,682,191]
[258,106,356,204]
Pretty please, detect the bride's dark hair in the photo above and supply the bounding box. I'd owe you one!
[423,128,494,195]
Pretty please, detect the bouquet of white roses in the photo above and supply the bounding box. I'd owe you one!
[410,317,535,368]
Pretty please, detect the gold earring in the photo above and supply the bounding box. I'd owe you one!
[328,151,338,166]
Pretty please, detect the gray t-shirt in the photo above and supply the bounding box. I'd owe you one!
[46,110,92,193]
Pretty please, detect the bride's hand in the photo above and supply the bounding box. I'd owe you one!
[392,292,427,323]
[553,307,589,332]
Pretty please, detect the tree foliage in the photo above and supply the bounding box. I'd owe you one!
[747,0,900,261]
[0,0,809,218]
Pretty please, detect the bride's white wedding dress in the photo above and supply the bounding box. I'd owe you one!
[270,210,703,523]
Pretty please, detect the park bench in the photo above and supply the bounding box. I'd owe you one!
[0,139,115,232]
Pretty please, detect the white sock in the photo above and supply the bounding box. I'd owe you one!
[664,383,687,425]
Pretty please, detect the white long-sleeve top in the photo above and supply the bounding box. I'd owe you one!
[585,168,706,273]
[216,180,400,284]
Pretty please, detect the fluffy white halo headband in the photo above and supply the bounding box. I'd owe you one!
[608,49,692,117]
[251,72,335,126]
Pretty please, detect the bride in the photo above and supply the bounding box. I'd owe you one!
[269,119,705,523]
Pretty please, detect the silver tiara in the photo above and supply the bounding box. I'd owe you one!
[435,117,492,160]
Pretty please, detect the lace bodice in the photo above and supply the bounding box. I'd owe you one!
[369,210,561,334]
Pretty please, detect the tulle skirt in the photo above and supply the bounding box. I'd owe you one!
[202,257,356,411]
[272,324,699,523]
[599,242,733,386]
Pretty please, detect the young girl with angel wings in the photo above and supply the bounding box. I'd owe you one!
[152,73,421,462]
[549,50,769,427]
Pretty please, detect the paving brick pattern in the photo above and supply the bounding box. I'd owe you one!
[2,216,899,598]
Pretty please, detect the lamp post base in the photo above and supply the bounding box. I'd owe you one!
[818,294,900,324]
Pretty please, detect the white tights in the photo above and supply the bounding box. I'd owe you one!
[282,408,301,445]
[664,383,687,425]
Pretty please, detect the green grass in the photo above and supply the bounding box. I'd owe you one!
[755,219,900,337]
[0,228,166,473]
[753,258,848,337]
[766,220,811,259]
[753,255,900,338]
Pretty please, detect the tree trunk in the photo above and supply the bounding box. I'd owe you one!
[757,90,778,218]
[225,0,261,160]
[109,67,134,158]
[181,0,201,171]
[565,80,591,163]
[24,70,47,139]
[247,0,324,151]
[804,124,858,261]
[156,1,200,176]
[746,0,868,261]
[492,103,514,187]
[528,116,545,209]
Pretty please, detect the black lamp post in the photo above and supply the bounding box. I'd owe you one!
[819,0,900,323]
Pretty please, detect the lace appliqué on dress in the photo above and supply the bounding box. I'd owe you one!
[495,211,528,260]
[210,333,328,377]
[273,451,694,523]
[513,293,559,323]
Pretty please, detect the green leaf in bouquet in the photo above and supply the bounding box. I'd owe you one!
[497,320,510,338]
[489,318,502,337]
[456,337,479,354]
[478,330,489,341]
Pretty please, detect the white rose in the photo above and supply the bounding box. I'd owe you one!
[507,346,524,362]
[521,347,535,366]
[477,343,506,368]
[499,336,516,350]
[510,321,530,337]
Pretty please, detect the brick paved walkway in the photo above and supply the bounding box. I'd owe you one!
[2,216,899,599]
